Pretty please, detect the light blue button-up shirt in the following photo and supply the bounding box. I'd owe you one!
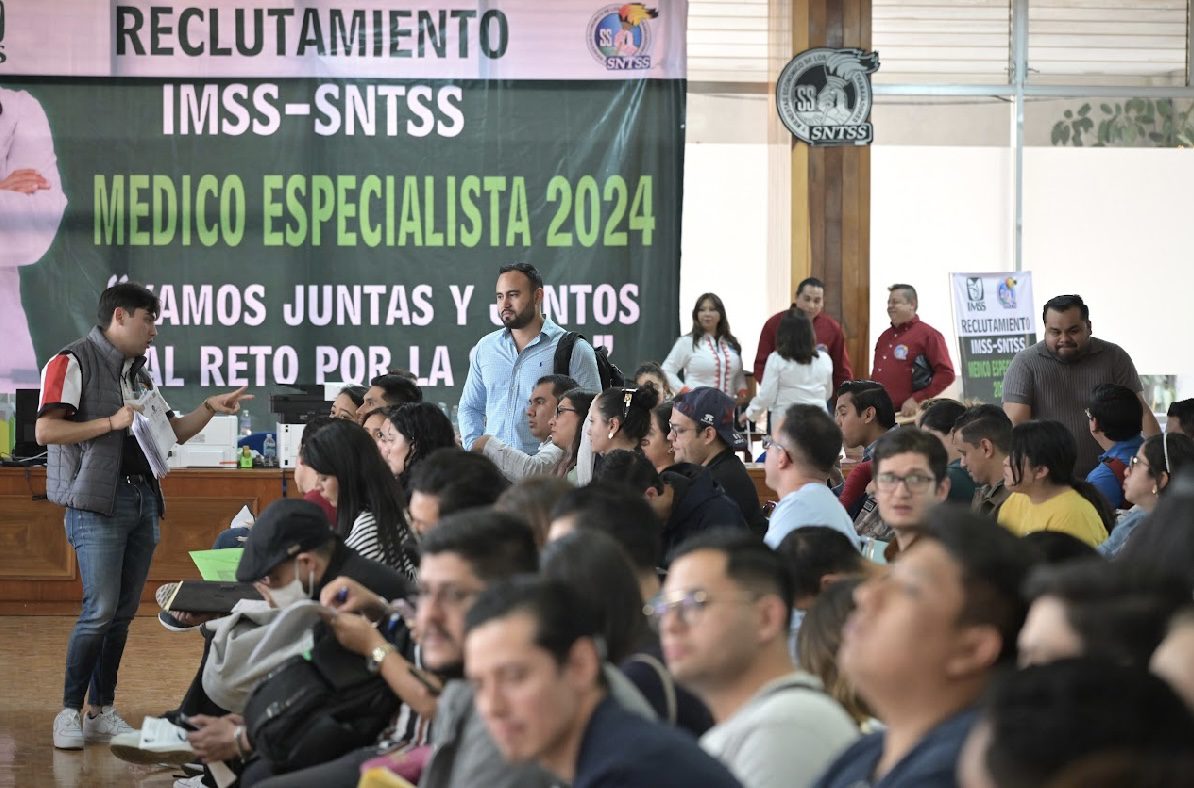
[458,318,601,454]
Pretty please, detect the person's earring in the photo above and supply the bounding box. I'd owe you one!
[608,431,615,440]
[1152,485,1158,495]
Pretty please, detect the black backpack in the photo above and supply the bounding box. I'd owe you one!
[243,627,401,773]
[553,332,625,390]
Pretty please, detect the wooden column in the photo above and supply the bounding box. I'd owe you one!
[790,0,873,377]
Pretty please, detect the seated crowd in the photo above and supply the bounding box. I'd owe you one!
[106,272,1194,788]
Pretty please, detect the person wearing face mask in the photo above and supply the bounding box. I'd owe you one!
[233,498,413,609]
[113,499,414,778]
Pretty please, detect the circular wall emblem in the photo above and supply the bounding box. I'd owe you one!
[777,47,880,146]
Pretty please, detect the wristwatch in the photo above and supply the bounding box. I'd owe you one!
[366,643,396,674]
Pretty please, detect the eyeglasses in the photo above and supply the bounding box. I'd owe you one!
[1130,455,1150,469]
[643,589,756,627]
[761,435,789,453]
[668,422,691,436]
[555,406,579,418]
[875,472,936,492]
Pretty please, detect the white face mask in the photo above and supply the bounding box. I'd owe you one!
[270,558,315,608]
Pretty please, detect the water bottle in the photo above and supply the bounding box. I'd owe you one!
[239,409,252,436]
[262,433,277,467]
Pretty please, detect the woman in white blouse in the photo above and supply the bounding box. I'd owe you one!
[744,309,834,424]
[662,292,747,403]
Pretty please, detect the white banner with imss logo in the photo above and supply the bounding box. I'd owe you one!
[950,272,1037,402]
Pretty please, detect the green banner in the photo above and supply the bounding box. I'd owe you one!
[8,74,684,414]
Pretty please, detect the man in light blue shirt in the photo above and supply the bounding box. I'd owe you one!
[763,404,860,550]
[458,263,601,454]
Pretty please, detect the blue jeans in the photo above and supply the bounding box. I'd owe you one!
[62,479,160,710]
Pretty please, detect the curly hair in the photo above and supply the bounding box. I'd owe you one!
[383,402,458,492]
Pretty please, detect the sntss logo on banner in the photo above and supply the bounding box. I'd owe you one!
[777,47,880,146]
[587,3,658,70]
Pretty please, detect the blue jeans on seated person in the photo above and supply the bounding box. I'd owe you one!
[213,526,250,549]
[62,479,160,710]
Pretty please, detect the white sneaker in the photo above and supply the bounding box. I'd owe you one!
[173,775,206,788]
[52,708,84,750]
[109,718,195,766]
[82,706,135,743]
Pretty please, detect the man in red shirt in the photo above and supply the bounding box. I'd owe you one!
[872,284,956,418]
[754,277,853,392]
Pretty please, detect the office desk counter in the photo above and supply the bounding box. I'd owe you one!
[0,468,295,614]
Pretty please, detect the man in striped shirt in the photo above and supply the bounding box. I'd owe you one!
[1001,294,1159,478]
[458,263,601,455]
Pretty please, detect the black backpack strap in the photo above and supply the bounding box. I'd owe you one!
[554,331,580,376]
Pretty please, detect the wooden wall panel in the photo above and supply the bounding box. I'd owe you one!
[0,496,73,579]
[791,0,873,377]
[0,468,293,614]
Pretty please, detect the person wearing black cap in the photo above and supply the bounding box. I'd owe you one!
[235,498,412,604]
[670,387,768,536]
[130,500,413,776]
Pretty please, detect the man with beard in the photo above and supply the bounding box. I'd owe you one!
[1001,294,1159,478]
[458,263,601,454]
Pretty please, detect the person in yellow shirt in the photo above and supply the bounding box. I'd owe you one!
[997,420,1114,547]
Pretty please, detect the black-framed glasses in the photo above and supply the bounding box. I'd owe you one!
[555,406,579,417]
[875,472,936,492]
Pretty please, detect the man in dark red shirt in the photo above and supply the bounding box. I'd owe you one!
[872,284,956,418]
[754,277,853,391]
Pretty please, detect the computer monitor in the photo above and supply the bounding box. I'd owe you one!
[13,389,44,460]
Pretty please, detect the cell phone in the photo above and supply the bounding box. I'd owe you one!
[407,664,442,696]
[176,713,199,732]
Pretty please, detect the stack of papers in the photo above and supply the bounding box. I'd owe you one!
[190,548,244,581]
[131,389,177,478]
[137,716,192,752]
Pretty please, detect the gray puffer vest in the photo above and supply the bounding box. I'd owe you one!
[46,326,162,516]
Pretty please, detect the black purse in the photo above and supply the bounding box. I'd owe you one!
[910,353,934,392]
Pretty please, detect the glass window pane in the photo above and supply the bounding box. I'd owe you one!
[1028,0,1189,86]
[688,0,770,83]
[1025,96,1194,147]
[872,95,1013,146]
[873,0,1012,85]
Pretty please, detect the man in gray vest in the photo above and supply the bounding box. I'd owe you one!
[37,282,250,750]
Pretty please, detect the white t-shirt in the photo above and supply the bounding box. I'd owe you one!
[701,672,859,788]
[744,351,834,422]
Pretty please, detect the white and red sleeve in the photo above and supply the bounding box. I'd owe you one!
[38,352,82,416]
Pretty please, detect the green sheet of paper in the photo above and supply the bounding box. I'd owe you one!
[189,548,244,581]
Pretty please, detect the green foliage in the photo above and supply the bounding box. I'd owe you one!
[1051,98,1194,147]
